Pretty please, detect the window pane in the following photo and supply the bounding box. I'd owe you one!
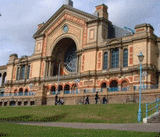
[20,65,25,79]
[103,52,108,69]
[27,65,30,79]
[123,49,128,67]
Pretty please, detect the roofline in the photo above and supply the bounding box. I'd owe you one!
[33,4,98,38]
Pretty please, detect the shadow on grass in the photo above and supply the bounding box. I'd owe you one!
[39,113,68,122]
[0,113,68,122]
[0,115,32,122]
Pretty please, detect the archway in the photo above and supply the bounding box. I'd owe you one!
[101,82,107,92]
[110,80,118,91]
[64,84,70,94]
[24,89,28,95]
[71,84,77,93]
[19,88,23,96]
[51,86,56,95]
[121,80,128,91]
[51,38,77,76]
[10,101,16,106]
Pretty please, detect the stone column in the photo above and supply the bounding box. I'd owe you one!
[78,55,81,73]
[44,60,48,77]
[25,64,28,79]
[1,73,3,86]
[50,62,54,77]
[76,55,79,73]
[48,61,51,77]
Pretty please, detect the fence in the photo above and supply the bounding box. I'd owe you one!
[0,92,36,97]
[146,98,160,118]
[134,84,158,91]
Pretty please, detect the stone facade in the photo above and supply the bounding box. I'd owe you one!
[0,1,160,106]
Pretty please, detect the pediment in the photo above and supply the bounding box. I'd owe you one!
[107,38,121,45]
[33,5,97,39]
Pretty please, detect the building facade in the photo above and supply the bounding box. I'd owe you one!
[1,0,160,106]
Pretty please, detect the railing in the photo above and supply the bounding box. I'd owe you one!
[146,98,160,118]
[108,87,129,92]
[0,92,36,97]
[133,84,158,91]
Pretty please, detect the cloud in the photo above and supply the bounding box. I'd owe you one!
[0,0,159,66]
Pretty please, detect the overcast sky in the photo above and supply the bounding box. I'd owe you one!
[0,0,160,66]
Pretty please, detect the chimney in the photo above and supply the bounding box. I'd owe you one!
[95,4,108,20]
[64,0,73,7]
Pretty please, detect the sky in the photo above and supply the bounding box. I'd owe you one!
[0,0,160,66]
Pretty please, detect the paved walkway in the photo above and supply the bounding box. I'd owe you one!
[17,122,160,132]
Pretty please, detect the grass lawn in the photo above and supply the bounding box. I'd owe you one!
[0,123,158,137]
[0,103,153,123]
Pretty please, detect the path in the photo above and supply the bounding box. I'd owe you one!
[17,122,160,132]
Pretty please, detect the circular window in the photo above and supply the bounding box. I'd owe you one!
[63,25,69,32]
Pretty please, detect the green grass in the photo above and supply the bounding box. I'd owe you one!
[0,123,158,137]
[0,103,149,123]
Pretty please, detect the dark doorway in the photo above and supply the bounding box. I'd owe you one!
[110,80,118,91]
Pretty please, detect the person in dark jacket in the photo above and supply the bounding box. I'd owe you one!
[102,96,107,104]
[85,95,89,104]
[95,92,100,104]
[55,94,58,105]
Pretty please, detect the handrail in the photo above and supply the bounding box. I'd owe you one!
[0,92,36,97]
[146,98,160,118]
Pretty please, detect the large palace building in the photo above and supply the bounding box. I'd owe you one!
[0,0,160,106]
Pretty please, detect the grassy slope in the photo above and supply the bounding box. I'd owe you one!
[0,103,151,123]
[0,123,158,137]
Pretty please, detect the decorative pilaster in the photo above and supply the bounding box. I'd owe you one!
[119,47,123,69]
[48,61,51,77]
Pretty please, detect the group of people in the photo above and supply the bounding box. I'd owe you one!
[55,92,107,105]
[55,94,64,105]
[85,92,108,105]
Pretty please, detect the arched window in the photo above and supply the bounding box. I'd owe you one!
[24,89,28,95]
[110,80,118,91]
[101,82,107,89]
[19,88,23,96]
[51,86,56,95]
[20,65,25,79]
[16,67,20,80]
[64,85,70,94]
[58,85,63,91]
[123,49,128,67]
[111,48,119,68]
[103,52,108,70]
[121,80,128,91]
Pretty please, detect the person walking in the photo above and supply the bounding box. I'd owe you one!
[85,95,89,104]
[55,94,58,105]
[95,92,100,104]
[102,96,107,104]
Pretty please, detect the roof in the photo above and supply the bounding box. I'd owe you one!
[33,4,98,38]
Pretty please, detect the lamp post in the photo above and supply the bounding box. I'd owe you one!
[137,51,144,122]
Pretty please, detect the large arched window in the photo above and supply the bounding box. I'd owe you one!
[103,52,108,70]
[111,48,119,68]
[16,67,20,80]
[20,65,25,79]
[123,49,128,67]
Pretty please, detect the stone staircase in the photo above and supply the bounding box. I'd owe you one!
[143,111,160,123]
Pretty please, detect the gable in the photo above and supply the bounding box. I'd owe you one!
[33,5,97,38]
